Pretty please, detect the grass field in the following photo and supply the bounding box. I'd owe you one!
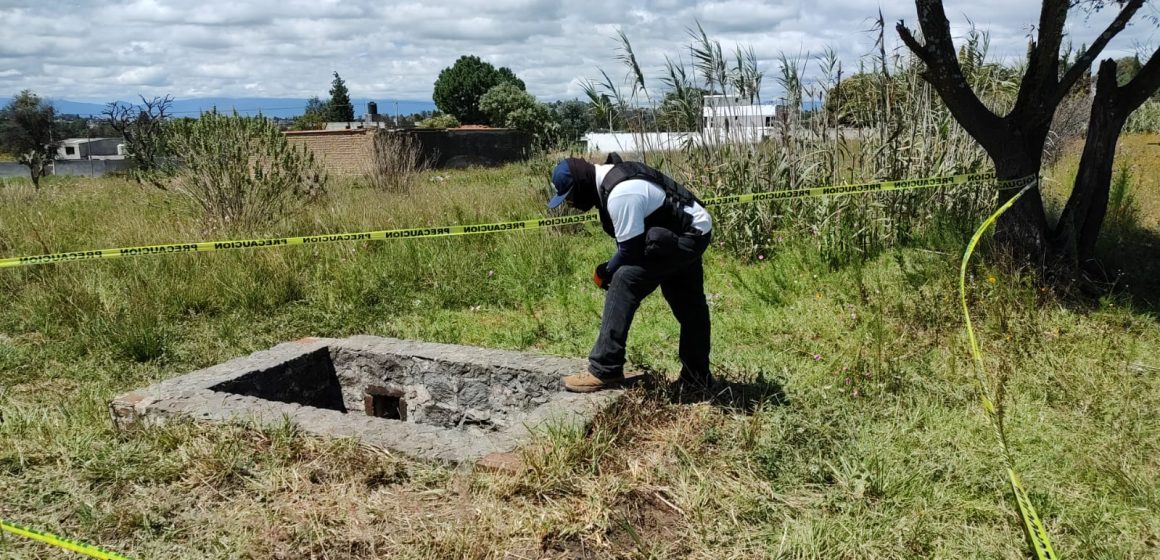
[1,137,1158,559]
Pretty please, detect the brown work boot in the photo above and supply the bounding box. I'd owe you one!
[562,372,638,393]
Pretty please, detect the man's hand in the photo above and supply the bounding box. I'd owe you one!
[593,262,611,290]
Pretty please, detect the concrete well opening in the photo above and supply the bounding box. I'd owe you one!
[111,336,622,464]
[206,343,560,432]
[209,347,348,413]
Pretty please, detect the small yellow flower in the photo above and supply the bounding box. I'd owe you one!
[987,275,997,284]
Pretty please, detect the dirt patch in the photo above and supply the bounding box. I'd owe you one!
[535,487,688,560]
[606,488,689,556]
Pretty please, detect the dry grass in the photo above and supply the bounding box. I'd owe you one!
[1,142,1158,559]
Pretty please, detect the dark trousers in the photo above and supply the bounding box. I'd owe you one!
[589,231,712,382]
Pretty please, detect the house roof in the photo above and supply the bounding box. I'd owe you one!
[59,137,119,144]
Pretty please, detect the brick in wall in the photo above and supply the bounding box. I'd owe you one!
[285,129,376,176]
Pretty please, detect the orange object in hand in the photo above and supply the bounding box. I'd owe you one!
[593,263,610,290]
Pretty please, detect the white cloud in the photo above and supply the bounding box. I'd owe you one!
[0,0,1155,106]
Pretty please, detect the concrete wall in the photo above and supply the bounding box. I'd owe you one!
[0,159,131,179]
[583,132,697,154]
[398,128,533,169]
[284,129,376,176]
[584,127,870,155]
[284,127,534,174]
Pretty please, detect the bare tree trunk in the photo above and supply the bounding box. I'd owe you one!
[1054,53,1160,275]
[1053,60,1126,273]
[988,127,1051,264]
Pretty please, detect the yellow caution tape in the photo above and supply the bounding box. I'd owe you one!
[958,175,1058,560]
[0,215,597,269]
[1,518,133,560]
[704,171,994,206]
[0,171,997,269]
[1,171,1052,557]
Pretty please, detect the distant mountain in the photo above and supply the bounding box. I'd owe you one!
[50,99,108,117]
[47,97,436,119]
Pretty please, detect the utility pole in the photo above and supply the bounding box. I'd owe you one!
[88,118,93,178]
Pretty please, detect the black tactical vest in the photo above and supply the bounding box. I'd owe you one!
[597,155,704,239]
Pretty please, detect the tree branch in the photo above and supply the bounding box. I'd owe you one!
[1120,46,1160,110]
[896,23,936,67]
[1012,0,1069,122]
[1033,0,1070,81]
[1054,0,1146,103]
[896,1,1002,143]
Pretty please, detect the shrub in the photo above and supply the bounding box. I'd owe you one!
[418,114,460,129]
[1124,99,1160,134]
[164,110,327,231]
[1106,163,1140,234]
[369,131,427,193]
[479,83,535,127]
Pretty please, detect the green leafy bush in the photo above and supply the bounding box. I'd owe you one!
[480,83,559,147]
[164,110,327,231]
[1125,99,1160,134]
[418,114,460,128]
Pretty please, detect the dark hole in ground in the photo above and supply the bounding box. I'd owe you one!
[364,385,407,420]
[210,347,348,412]
[207,345,557,431]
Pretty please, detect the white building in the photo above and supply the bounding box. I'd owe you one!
[56,138,125,160]
[582,96,796,154]
[701,95,787,138]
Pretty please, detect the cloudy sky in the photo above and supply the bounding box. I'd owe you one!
[2,0,1157,106]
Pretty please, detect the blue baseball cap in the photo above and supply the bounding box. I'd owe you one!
[547,160,573,209]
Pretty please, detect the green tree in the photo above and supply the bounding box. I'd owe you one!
[496,67,526,91]
[1116,55,1142,86]
[479,83,536,126]
[432,55,525,124]
[54,115,119,139]
[553,99,591,145]
[506,103,559,148]
[479,83,558,146]
[328,72,354,122]
[291,96,329,130]
[0,90,58,189]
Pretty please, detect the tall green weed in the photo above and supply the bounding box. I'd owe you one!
[588,24,1004,265]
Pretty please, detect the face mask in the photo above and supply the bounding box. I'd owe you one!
[564,158,597,211]
[569,182,596,211]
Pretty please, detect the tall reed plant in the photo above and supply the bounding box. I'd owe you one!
[586,22,1012,265]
